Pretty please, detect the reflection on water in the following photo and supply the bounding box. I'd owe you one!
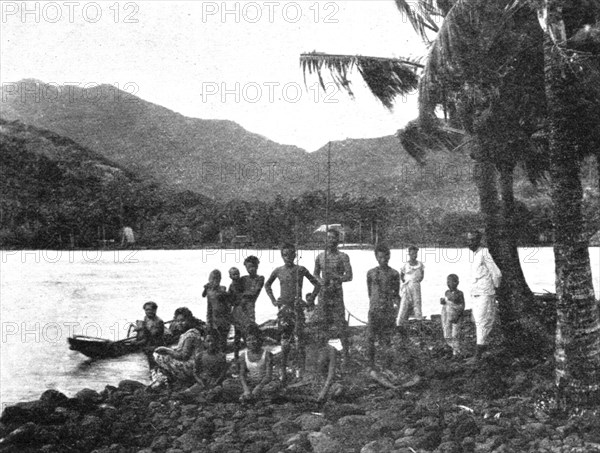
[1,247,598,405]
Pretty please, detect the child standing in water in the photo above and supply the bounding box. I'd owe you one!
[366,244,401,367]
[203,270,231,353]
[397,245,425,325]
[440,274,465,357]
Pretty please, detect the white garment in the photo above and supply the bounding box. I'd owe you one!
[471,294,497,345]
[469,247,501,296]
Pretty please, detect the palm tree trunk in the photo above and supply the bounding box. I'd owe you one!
[544,11,600,409]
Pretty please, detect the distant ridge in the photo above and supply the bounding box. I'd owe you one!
[1,79,478,205]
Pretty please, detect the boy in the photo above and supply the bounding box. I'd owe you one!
[397,245,425,324]
[239,256,265,326]
[135,301,165,370]
[440,274,465,358]
[265,243,321,382]
[203,270,231,353]
[366,244,401,367]
[228,267,246,364]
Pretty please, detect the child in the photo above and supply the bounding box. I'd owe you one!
[366,244,401,367]
[265,243,321,382]
[239,323,279,401]
[397,245,425,325]
[228,267,246,364]
[239,256,265,326]
[286,316,341,402]
[203,270,231,353]
[193,329,228,390]
[440,274,465,357]
[134,301,165,370]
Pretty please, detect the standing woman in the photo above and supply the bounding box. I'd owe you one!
[151,307,203,389]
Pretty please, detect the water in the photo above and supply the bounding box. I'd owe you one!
[1,247,599,406]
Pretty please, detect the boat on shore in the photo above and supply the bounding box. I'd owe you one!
[68,319,281,360]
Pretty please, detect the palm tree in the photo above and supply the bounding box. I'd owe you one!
[536,0,600,410]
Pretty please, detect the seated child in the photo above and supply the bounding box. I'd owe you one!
[440,274,465,357]
[286,317,341,402]
[194,329,228,390]
[239,323,280,401]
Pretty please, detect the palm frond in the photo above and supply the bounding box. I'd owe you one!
[300,52,422,110]
[393,0,454,42]
[397,118,465,164]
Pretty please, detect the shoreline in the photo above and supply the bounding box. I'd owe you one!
[2,318,600,452]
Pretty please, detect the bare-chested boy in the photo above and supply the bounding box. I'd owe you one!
[366,244,400,367]
[314,229,353,363]
[265,243,321,383]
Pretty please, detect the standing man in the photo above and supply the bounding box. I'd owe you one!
[467,230,502,362]
[314,229,353,364]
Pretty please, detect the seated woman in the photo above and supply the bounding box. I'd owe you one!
[150,307,203,389]
[239,323,280,401]
[286,317,341,402]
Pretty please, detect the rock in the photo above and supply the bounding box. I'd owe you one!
[325,403,365,419]
[522,422,548,436]
[272,419,301,437]
[337,415,373,429]
[74,388,102,408]
[360,438,394,453]
[39,389,69,409]
[81,414,103,440]
[295,413,327,431]
[451,415,479,441]
[461,436,475,453]
[151,434,170,450]
[96,404,118,421]
[480,424,505,437]
[0,421,37,445]
[417,429,442,450]
[308,432,343,453]
[394,436,417,448]
[436,440,462,453]
[0,400,49,424]
[118,379,146,393]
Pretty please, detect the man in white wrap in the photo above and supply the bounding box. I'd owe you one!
[467,230,502,362]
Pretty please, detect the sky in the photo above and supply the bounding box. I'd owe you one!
[1,1,429,151]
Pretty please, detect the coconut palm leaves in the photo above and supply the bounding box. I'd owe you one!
[300,52,422,110]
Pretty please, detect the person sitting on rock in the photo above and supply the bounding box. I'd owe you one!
[134,301,165,370]
[286,316,342,402]
[150,307,203,389]
[175,328,229,401]
[194,328,228,389]
[239,323,280,401]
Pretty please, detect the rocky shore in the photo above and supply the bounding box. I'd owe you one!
[2,317,600,453]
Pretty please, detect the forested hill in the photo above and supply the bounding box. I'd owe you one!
[0,79,477,203]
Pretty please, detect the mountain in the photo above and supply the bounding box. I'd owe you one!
[2,79,474,202]
[1,79,313,200]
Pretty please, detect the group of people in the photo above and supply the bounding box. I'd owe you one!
[133,228,502,401]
